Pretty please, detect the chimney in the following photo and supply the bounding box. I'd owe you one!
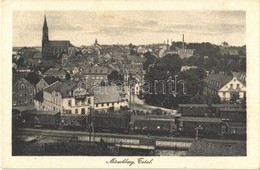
[182,34,185,49]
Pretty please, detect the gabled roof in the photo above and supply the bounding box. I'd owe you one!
[44,81,78,98]
[42,76,61,85]
[206,73,233,89]
[12,77,31,87]
[44,68,69,76]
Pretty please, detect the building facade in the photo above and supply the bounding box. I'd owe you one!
[203,73,246,102]
[40,81,94,115]
[13,77,36,106]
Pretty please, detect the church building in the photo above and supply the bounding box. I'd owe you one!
[42,15,74,58]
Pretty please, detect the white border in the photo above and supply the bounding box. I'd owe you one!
[1,0,259,169]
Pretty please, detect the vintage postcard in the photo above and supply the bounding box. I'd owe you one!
[1,0,259,169]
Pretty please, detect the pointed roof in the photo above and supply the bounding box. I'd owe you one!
[43,15,48,28]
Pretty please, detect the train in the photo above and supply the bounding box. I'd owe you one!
[13,103,246,139]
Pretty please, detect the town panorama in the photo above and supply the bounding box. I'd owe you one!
[12,13,246,156]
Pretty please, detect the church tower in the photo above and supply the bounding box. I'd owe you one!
[42,15,49,46]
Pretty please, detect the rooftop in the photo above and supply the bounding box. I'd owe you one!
[44,81,78,98]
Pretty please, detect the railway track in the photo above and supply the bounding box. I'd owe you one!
[16,128,245,145]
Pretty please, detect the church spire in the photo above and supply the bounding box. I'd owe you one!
[43,14,48,27]
[42,14,49,42]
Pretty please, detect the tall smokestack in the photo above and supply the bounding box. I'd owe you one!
[182,34,185,49]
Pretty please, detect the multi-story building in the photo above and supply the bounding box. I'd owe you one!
[36,77,60,93]
[93,86,128,112]
[82,66,111,87]
[203,73,246,101]
[12,77,36,106]
[40,81,94,115]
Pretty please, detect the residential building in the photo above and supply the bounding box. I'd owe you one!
[203,73,246,101]
[40,81,94,114]
[93,86,128,111]
[12,77,36,106]
[36,77,60,92]
[82,66,111,86]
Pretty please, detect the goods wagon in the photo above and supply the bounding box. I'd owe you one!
[92,112,131,132]
[178,104,211,117]
[226,122,246,135]
[130,115,176,136]
[60,114,87,130]
[210,104,242,117]
[21,110,60,128]
[218,108,246,123]
[178,117,225,137]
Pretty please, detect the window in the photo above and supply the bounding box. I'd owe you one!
[68,100,72,106]
[101,103,104,107]
[230,84,233,89]
[13,100,17,106]
[236,84,240,88]
[96,104,98,107]
[24,92,27,96]
[75,109,78,114]
[107,103,109,106]
[18,100,22,104]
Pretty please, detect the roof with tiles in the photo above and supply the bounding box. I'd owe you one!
[44,80,78,98]
[44,68,69,76]
[206,73,233,90]
[42,76,61,85]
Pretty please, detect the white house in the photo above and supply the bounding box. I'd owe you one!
[40,81,94,115]
[203,73,246,101]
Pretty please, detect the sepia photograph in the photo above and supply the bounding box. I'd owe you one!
[1,0,260,169]
[12,10,247,156]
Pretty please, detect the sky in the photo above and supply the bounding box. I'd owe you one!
[13,11,246,47]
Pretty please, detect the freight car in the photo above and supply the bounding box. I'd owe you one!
[21,110,61,128]
[178,117,226,137]
[129,115,177,136]
[218,108,246,123]
[91,112,131,133]
[60,114,87,130]
[225,122,246,138]
[210,104,242,117]
[178,104,211,117]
